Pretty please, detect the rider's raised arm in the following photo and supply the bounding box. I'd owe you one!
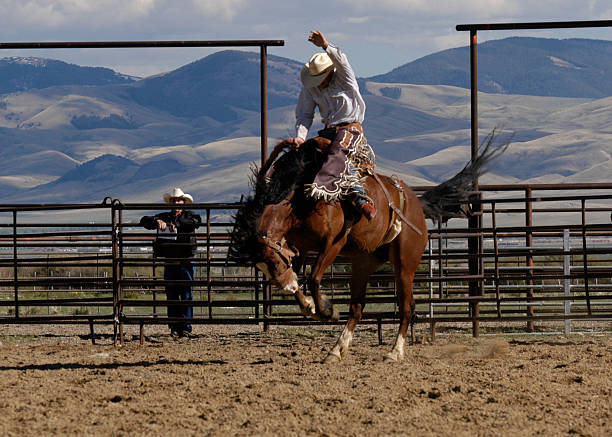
[324,43,358,88]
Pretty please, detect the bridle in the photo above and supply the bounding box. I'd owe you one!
[259,234,297,285]
[261,235,296,265]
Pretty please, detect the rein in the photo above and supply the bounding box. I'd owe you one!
[259,234,298,286]
[370,172,423,236]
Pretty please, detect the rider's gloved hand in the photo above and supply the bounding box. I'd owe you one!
[288,137,305,148]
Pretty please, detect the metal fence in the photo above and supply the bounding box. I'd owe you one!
[1,183,612,344]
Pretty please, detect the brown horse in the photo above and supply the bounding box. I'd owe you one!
[229,131,506,363]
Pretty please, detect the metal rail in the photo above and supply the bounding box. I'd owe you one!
[1,184,611,344]
[455,20,612,335]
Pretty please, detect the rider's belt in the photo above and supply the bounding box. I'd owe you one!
[318,122,362,141]
[324,122,359,129]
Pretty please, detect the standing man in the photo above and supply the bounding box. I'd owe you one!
[140,188,201,339]
[289,30,376,220]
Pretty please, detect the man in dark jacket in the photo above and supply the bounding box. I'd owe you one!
[140,188,201,339]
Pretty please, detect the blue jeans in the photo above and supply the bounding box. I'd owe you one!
[164,262,194,333]
[348,163,368,206]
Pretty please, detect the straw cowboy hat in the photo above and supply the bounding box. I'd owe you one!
[300,52,334,88]
[163,187,193,204]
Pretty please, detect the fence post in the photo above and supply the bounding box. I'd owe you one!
[206,208,212,319]
[525,187,534,332]
[111,202,119,345]
[468,193,482,337]
[467,28,481,338]
[12,210,18,319]
[118,205,124,344]
[581,199,591,315]
[437,220,443,298]
[428,243,435,341]
[564,229,571,334]
[492,201,501,318]
[263,283,271,332]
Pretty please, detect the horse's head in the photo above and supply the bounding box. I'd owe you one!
[229,138,319,292]
[255,233,300,294]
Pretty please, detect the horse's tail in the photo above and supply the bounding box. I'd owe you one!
[419,128,511,224]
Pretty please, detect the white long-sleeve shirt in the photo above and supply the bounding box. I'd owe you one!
[295,44,366,140]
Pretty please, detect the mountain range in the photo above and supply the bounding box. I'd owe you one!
[368,37,612,98]
[0,36,611,209]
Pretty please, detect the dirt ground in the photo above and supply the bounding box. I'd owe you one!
[0,323,610,437]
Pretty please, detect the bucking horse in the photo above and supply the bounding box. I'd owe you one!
[229,129,508,363]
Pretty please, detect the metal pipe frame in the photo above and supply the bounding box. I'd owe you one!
[1,184,612,344]
[455,19,612,335]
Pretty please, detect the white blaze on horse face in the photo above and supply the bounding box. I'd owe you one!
[256,263,298,294]
[280,274,299,295]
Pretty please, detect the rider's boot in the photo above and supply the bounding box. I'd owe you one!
[360,202,376,220]
[350,187,376,220]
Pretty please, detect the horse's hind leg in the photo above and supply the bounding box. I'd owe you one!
[384,236,425,362]
[324,254,383,364]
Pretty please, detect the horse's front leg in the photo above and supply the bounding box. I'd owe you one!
[282,254,316,318]
[307,239,347,322]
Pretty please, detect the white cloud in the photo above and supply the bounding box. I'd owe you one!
[191,0,247,21]
[596,8,612,19]
[0,0,159,28]
[0,0,609,78]
[340,0,612,20]
[344,0,521,18]
[345,16,371,24]
[433,32,469,52]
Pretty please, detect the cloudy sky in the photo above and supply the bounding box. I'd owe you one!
[1,0,611,78]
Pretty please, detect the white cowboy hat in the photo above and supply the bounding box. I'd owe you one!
[300,52,334,88]
[163,187,193,204]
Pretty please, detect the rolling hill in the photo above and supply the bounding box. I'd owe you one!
[367,37,612,98]
[0,57,136,95]
[0,37,611,206]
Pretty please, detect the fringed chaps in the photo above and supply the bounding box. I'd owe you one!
[304,123,375,201]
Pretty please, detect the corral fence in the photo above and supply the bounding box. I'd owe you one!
[1,183,612,345]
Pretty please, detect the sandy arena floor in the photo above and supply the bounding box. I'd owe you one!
[0,323,610,436]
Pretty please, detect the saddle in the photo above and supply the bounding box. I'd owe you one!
[309,135,375,178]
[308,137,416,241]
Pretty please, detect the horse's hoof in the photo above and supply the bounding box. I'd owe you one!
[310,313,323,322]
[300,296,316,317]
[316,305,340,322]
[330,306,340,322]
[322,352,341,364]
[383,351,401,363]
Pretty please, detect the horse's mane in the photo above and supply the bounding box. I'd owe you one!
[228,138,326,264]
